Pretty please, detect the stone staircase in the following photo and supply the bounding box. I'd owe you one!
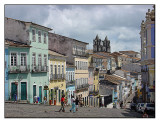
[124,90,137,106]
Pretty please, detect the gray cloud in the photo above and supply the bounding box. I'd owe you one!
[5,4,153,52]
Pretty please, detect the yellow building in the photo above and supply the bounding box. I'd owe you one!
[74,57,89,106]
[48,50,67,105]
[87,53,100,107]
[92,70,99,107]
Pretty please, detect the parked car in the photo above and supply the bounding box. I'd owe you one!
[136,103,145,113]
[130,103,137,111]
[142,103,155,114]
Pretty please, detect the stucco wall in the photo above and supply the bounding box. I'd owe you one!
[5,18,29,43]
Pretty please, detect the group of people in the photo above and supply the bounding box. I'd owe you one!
[59,95,79,113]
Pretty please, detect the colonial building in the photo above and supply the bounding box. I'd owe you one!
[49,32,89,106]
[5,42,9,101]
[140,6,155,103]
[66,64,76,105]
[48,50,66,105]
[93,35,111,53]
[5,17,52,103]
[5,39,31,102]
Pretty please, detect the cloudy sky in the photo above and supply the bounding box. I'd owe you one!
[5,5,153,52]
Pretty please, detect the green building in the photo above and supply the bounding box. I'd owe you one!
[5,17,52,103]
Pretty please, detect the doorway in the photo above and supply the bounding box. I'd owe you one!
[21,82,27,100]
[11,83,17,101]
[39,86,42,103]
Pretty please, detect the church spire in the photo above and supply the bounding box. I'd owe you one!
[96,34,99,40]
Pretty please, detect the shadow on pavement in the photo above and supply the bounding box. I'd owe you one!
[121,108,155,118]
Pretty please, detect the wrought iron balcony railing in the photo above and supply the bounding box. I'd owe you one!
[31,65,48,72]
[76,84,89,90]
[66,80,75,87]
[50,74,66,80]
[8,65,30,73]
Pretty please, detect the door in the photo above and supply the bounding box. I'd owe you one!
[11,83,17,101]
[58,89,61,103]
[39,86,42,103]
[21,82,27,100]
[33,85,36,102]
[51,89,53,103]
[44,90,47,100]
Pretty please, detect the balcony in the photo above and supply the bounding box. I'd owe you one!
[31,65,48,73]
[50,74,66,80]
[8,65,30,73]
[89,90,99,96]
[76,84,89,92]
[66,80,75,87]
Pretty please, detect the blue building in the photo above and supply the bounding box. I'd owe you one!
[66,64,75,105]
[140,6,155,102]
[5,44,9,101]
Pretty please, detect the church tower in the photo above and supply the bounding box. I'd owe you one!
[104,36,111,53]
[93,35,111,53]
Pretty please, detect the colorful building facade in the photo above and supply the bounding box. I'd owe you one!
[48,50,66,105]
[140,6,155,102]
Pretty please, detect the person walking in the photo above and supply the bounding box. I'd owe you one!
[59,95,65,112]
[75,97,79,111]
[70,96,76,113]
[143,108,148,118]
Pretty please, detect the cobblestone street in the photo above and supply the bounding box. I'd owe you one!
[4,103,154,118]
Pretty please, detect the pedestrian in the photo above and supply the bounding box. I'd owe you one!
[120,101,123,109]
[70,96,76,113]
[143,108,148,118]
[75,97,79,111]
[59,95,65,112]
[44,96,46,104]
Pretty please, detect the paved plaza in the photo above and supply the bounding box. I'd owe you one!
[4,103,155,118]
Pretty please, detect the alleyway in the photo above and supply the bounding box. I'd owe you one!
[4,103,154,118]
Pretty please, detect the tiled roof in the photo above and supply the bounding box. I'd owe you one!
[111,52,123,56]
[131,57,141,60]
[104,74,128,84]
[119,50,139,54]
[5,39,31,47]
[95,52,112,57]
[49,50,67,57]
[92,54,106,59]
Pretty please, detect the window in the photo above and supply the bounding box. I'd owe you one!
[73,72,74,80]
[66,72,68,81]
[54,65,57,75]
[38,54,42,66]
[76,61,77,70]
[69,72,71,81]
[50,65,53,74]
[71,72,72,81]
[58,65,60,75]
[44,55,47,66]
[32,29,36,42]
[11,53,17,66]
[44,33,47,44]
[62,65,64,75]
[32,53,36,66]
[20,53,27,66]
[78,61,79,70]
[38,31,41,43]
